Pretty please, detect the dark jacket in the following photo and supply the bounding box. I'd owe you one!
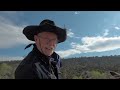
[15,44,62,79]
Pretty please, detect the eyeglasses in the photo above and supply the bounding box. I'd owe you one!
[38,36,58,44]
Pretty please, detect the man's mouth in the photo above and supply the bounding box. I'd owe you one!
[45,47,53,51]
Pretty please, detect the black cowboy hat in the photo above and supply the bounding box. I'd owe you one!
[23,19,67,43]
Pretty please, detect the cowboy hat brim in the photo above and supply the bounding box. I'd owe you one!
[23,24,67,43]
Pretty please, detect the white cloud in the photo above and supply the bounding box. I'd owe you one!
[0,16,33,49]
[56,36,120,58]
[81,36,120,52]
[0,11,25,24]
[71,42,90,52]
[56,49,81,58]
[67,29,81,39]
[74,11,80,15]
[67,29,75,37]
[115,26,120,30]
[103,29,109,36]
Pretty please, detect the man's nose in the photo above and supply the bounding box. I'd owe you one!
[47,40,56,46]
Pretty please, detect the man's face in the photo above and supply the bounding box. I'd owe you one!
[34,32,58,56]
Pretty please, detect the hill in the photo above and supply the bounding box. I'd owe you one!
[1,55,120,79]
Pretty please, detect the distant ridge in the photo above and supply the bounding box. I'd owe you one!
[0,56,23,61]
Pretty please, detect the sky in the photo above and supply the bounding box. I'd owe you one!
[1,11,120,61]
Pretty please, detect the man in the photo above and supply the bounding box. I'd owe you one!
[15,19,67,79]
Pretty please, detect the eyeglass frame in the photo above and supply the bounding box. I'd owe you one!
[37,35,58,44]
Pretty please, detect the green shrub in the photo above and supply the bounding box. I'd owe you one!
[90,70,107,79]
[0,63,13,79]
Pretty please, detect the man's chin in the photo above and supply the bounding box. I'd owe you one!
[45,52,53,56]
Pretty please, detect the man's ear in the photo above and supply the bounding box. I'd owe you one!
[34,35,37,42]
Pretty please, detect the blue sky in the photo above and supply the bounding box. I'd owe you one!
[1,11,120,61]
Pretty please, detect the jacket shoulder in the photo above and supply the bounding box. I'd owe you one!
[15,51,37,79]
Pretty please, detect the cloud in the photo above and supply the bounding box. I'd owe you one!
[0,16,33,49]
[0,11,24,24]
[103,29,109,36]
[115,26,120,30]
[56,49,81,58]
[71,42,90,52]
[56,36,120,58]
[81,36,120,52]
[67,29,81,39]
[67,29,75,37]
[74,11,81,15]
